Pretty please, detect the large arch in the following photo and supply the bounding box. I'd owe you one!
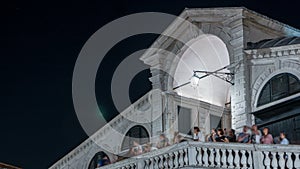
[140,14,249,129]
[251,62,300,111]
[171,34,231,107]
[163,25,240,94]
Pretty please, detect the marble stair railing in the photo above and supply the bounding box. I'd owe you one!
[97,141,300,169]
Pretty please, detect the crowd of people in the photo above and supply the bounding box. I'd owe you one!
[205,125,289,145]
[96,125,290,167]
[129,125,290,156]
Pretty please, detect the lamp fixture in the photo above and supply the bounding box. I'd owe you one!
[173,65,234,90]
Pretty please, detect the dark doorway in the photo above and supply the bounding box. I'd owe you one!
[177,106,192,135]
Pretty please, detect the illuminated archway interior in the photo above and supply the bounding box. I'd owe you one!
[173,34,231,107]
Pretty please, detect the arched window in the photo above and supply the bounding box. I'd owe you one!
[257,73,300,106]
[121,125,149,151]
[88,151,110,169]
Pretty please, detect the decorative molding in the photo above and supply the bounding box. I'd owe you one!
[245,44,300,59]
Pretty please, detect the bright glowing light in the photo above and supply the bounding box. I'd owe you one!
[190,75,200,88]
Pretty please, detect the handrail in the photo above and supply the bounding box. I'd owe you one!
[97,141,300,169]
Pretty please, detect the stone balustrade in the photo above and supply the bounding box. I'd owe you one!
[97,141,300,169]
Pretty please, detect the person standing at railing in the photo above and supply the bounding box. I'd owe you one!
[156,134,170,149]
[225,129,236,142]
[212,128,226,142]
[173,131,186,144]
[279,131,289,145]
[173,131,180,144]
[96,155,110,168]
[261,127,274,144]
[206,128,217,142]
[131,141,143,155]
[193,127,205,142]
[237,126,250,143]
[249,124,262,144]
[143,143,157,153]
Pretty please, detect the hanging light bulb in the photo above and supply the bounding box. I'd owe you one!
[190,73,199,88]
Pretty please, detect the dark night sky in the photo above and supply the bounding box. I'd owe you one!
[1,0,299,168]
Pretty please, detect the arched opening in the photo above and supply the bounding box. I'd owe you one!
[257,73,300,107]
[88,151,111,169]
[172,34,231,132]
[173,34,231,107]
[121,125,149,151]
[253,73,300,144]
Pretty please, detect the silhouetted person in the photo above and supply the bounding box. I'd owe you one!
[225,129,236,142]
[213,129,226,142]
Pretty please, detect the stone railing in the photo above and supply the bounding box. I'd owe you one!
[97,141,300,169]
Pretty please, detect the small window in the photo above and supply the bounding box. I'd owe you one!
[210,114,222,130]
[257,73,300,107]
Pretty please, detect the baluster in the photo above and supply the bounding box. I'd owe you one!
[247,150,253,169]
[196,147,202,166]
[183,148,188,165]
[215,148,221,167]
[271,152,278,169]
[168,153,174,168]
[159,155,164,168]
[228,149,234,168]
[241,150,247,169]
[149,158,154,169]
[178,150,184,167]
[144,159,150,169]
[164,154,169,168]
[264,152,271,169]
[221,149,227,168]
[137,160,145,169]
[209,148,215,167]
[154,157,159,169]
[278,152,285,168]
[203,147,209,167]
[286,152,293,168]
[234,149,240,169]
[174,151,179,168]
[294,153,300,169]
[129,163,135,169]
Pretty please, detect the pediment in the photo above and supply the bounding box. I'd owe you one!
[140,7,300,63]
